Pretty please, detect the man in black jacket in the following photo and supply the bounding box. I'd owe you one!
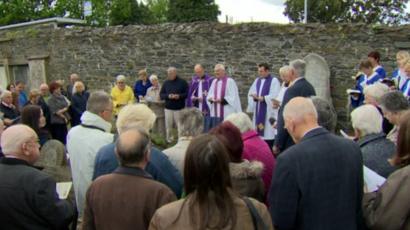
[160,67,188,143]
[269,97,364,230]
[0,125,74,229]
[274,61,316,154]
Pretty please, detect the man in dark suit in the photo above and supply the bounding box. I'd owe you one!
[0,125,74,229]
[274,61,316,154]
[269,97,364,230]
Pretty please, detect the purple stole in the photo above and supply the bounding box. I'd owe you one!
[214,76,228,118]
[255,75,273,136]
[187,74,213,115]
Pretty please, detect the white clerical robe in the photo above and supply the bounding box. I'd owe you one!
[246,77,281,140]
[207,77,242,119]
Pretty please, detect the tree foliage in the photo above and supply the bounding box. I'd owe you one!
[284,0,410,25]
[167,0,219,23]
[144,0,169,24]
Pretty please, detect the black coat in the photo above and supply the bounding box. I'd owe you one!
[0,102,19,120]
[269,128,364,230]
[0,158,74,230]
[70,91,89,127]
[275,78,316,152]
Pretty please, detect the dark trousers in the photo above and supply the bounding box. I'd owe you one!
[50,123,68,145]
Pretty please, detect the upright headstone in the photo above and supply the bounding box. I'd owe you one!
[35,139,72,182]
[304,53,332,105]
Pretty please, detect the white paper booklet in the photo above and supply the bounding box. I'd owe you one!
[363,166,386,193]
[56,182,73,199]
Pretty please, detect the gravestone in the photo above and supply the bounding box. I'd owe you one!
[147,101,166,138]
[35,139,72,182]
[304,53,332,105]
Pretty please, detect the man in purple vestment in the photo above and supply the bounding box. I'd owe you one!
[187,64,214,132]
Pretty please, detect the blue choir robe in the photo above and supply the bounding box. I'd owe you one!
[392,68,407,90]
[374,65,386,79]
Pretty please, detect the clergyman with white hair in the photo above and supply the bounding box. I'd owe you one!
[206,63,242,129]
[224,112,275,197]
[163,107,204,175]
[159,67,189,143]
[269,97,363,230]
[93,103,183,197]
[351,104,396,178]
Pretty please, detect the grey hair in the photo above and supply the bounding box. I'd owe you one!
[311,96,337,133]
[224,112,253,133]
[279,65,294,77]
[289,59,306,77]
[0,90,11,100]
[115,125,151,166]
[86,91,112,114]
[167,67,177,73]
[351,105,382,137]
[116,104,156,134]
[214,64,225,71]
[379,91,409,113]
[363,82,389,104]
[177,108,204,137]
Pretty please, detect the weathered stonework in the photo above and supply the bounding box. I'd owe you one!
[1,22,409,129]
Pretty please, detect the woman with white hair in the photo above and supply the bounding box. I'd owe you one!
[145,74,162,103]
[110,75,135,116]
[93,104,183,197]
[351,104,396,177]
[224,112,275,198]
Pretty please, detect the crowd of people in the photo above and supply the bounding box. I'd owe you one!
[0,50,409,230]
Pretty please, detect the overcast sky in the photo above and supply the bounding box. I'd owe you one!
[216,0,410,24]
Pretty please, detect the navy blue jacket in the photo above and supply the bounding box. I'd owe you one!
[269,128,364,230]
[93,143,183,198]
[159,76,188,110]
[133,80,152,102]
[275,78,316,152]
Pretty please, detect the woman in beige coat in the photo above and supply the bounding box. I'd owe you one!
[363,111,410,230]
[149,134,273,230]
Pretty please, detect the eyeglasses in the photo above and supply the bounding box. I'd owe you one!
[117,82,125,84]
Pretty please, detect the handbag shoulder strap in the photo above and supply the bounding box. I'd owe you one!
[242,197,268,230]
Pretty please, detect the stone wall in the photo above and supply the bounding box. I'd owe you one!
[1,22,410,129]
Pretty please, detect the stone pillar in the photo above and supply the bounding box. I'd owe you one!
[28,55,48,90]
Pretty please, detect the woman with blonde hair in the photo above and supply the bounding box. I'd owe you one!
[392,51,410,90]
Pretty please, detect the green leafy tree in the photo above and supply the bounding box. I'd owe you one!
[109,0,153,25]
[167,0,219,23]
[144,0,168,24]
[284,0,410,24]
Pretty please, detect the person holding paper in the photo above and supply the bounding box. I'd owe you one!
[246,63,281,148]
[363,111,410,230]
[0,125,74,229]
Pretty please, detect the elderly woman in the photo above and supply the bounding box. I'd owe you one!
[149,134,273,230]
[0,90,19,126]
[363,83,393,134]
[93,104,183,197]
[351,104,396,178]
[70,81,89,127]
[210,121,265,202]
[224,112,274,197]
[47,81,70,144]
[110,75,135,116]
[363,111,410,229]
[272,66,292,110]
[379,91,409,144]
[133,69,152,102]
[145,74,162,103]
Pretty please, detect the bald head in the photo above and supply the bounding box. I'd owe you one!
[70,73,80,83]
[194,64,205,77]
[115,126,151,167]
[1,125,39,163]
[283,97,319,143]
